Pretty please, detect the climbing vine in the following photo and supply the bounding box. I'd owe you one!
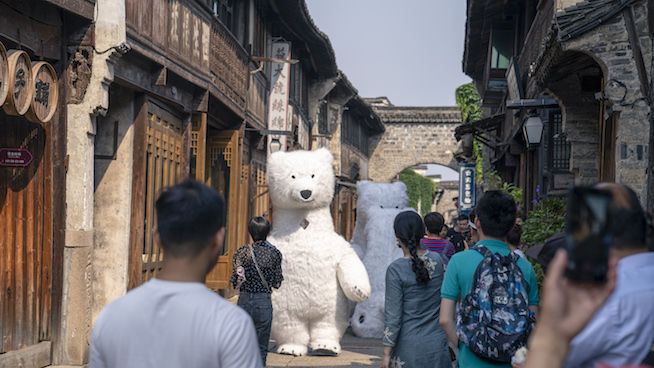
[399,168,436,217]
[455,83,484,180]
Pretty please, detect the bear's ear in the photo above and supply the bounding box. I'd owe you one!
[357,180,371,190]
[393,181,408,192]
[313,147,334,164]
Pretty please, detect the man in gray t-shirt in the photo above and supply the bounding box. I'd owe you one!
[90,180,262,368]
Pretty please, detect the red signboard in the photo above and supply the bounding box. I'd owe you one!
[0,148,33,167]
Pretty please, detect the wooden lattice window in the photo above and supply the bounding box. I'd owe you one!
[134,102,184,286]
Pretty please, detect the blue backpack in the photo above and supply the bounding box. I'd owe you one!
[456,244,535,363]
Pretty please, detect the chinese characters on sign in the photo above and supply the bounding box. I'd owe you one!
[458,163,476,215]
[0,148,33,167]
[267,41,291,155]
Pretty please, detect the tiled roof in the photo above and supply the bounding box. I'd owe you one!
[556,0,638,41]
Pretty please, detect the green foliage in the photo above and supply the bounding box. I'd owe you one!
[455,83,483,124]
[456,83,484,181]
[521,197,567,248]
[480,171,523,207]
[521,196,567,294]
[399,168,436,217]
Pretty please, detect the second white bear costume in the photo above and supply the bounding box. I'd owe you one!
[267,148,370,356]
[349,181,414,338]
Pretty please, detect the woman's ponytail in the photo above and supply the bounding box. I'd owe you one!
[394,211,431,285]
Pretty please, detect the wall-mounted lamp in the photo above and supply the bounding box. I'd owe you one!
[522,115,544,148]
[269,138,282,153]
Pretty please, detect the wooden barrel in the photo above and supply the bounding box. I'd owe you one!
[25,62,58,124]
[3,50,33,116]
[0,42,8,107]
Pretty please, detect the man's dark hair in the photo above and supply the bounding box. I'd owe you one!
[457,214,469,222]
[424,212,445,235]
[476,190,516,238]
[155,180,225,257]
[248,216,271,242]
[469,208,477,224]
[601,184,647,250]
[506,223,522,247]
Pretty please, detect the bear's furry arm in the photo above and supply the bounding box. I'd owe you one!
[336,245,371,302]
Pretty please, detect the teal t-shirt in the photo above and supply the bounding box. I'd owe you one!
[441,239,539,368]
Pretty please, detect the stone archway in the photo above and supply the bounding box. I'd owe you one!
[542,50,607,185]
[364,98,461,182]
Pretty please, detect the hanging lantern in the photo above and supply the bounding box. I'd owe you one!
[522,115,544,147]
[4,50,33,116]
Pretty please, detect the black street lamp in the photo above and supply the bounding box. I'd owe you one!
[522,115,544,147]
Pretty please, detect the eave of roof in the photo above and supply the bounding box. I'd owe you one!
[371,105,462,124]
[347,96,385,133]
[271,0,338,79]
[555,0,638,42]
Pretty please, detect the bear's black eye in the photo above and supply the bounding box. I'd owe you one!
[396,206,399,209]
[380,205,384,208]
[311,174,315,178]
[291,175,296,179]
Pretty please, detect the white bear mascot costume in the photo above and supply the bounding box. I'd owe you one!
[349,181,414,338]
[267,148,371,356]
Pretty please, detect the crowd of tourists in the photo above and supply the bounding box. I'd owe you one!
[382,184,654,368]
[85,179,654,368]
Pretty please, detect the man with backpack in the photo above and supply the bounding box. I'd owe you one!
[439,191,539,367]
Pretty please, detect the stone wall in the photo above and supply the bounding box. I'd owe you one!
[55,0,126,365]
[368,122,460,182]
[92,85,134,325]
[559,3,651,199]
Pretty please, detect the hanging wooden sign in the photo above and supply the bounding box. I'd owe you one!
[3,50,33,116]
[25,61,58,123]
[0,42,8,107]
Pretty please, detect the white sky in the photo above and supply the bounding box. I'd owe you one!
[305,0,471,106]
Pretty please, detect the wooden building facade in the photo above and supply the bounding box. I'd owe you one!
[0,0,95,365]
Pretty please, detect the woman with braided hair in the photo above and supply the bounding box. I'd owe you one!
[381,211,451,368]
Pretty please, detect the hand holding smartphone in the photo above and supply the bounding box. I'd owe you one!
[565,186,613,283]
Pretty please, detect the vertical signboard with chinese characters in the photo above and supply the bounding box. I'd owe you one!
[267,41,291,155]
[458,163,476,214]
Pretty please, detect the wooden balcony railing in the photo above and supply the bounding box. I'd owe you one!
[125,0,249,112]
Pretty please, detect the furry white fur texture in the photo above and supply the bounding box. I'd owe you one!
[349,181,414,338]
[267,148,371,356]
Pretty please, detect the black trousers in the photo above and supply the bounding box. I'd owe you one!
[237,292,273,366]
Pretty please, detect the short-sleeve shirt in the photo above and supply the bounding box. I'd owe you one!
[422,238,456,260]
[441,239,539,368]
[89,278,263,368]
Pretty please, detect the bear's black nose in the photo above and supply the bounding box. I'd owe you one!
[300,190,312,199]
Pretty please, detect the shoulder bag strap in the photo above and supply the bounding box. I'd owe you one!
[248,243,270,292]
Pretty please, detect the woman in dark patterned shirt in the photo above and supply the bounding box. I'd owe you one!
[230,216,283,366]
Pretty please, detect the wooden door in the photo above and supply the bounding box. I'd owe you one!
[599,111,617,182]
[0,113,53,354]
[128,100,184,289]
[204,129,242,290]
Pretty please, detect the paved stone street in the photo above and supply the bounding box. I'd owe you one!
[267,333,383,367]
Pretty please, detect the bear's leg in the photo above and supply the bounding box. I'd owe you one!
[271,311,310,356]
[308,319,344,356]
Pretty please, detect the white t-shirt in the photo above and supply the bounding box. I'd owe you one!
[90,278,262,368]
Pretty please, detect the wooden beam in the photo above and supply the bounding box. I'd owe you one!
[0,341,51,368]
[624,7,650,98]
[154,67,167,87]
[42,0,94,20]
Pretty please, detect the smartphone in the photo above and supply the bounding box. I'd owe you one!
[565,186,612,283]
